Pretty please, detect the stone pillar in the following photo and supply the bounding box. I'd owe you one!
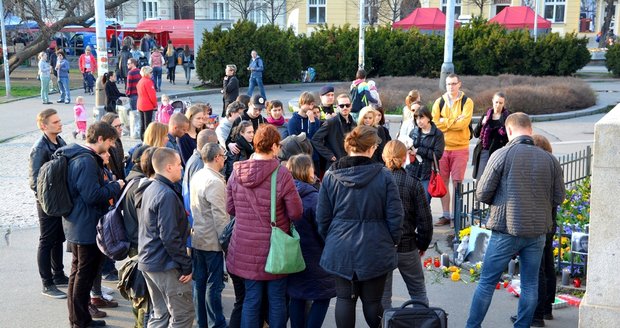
[579,105,620,327]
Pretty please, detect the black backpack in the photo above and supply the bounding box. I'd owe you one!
[36,151,84,217]
[350,85,374,113]
[96,180,135,261]
[137,56,149,68]
[438,95,474,140]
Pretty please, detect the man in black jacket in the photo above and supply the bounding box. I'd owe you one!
[221,64,239,117]
[63,122,125,328]
[139,147,194,327]
[28,108,68,299]
[311,94,357,171]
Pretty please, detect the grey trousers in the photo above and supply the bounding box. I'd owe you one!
[143,269,195,328]
[381,250,429,309]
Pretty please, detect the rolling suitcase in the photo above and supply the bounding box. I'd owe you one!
[383,300,448,328]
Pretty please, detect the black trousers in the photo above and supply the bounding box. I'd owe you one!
[334,274,387,328]
[534,232,557,319]
[36,202,66,286]
[68,243,103,328]
[140,110,154,140]
[168,66,176,82]
[229,272,245,328]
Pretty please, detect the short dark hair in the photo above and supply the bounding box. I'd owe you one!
[140,147,157,177]
[101,112,119,125]
[447,73,460,82]
[37,108,57,129]
[356,69,367,80]
[236,95,251,109]
[416,106,432,121]
[226,101,246,117]
[86,122,117,144]
[200,143,222,163]
[152,147,178,174]
[128,58,137,66]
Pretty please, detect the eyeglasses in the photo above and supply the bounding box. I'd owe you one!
[338,103,351,108]
[446,82,460,86]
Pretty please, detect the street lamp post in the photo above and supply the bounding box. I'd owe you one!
[358,0,365,69]
[0,0,12,97]
[94,0,108,120]
[439,0,456,91]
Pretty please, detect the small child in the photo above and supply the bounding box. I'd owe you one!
[73,96,87,140]
[156,94,174,124]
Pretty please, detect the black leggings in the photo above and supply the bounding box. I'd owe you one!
[334,274,387,328]
[140,110,154,140]
[168,66,176,82]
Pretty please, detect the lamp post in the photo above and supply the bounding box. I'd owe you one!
[0,0,12,97]
[358,0,365,69]
[533,0,538,42]
[94,0,107,120]
[439,0,456,90]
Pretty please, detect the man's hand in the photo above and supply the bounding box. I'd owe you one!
[224,76,228,81]
[179,273,192,284]
[228,143,240,155]
[117,180,125,189]
[331,156,336,162]
[307,110,316,122]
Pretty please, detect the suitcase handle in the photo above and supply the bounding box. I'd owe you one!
[400,300,429,309]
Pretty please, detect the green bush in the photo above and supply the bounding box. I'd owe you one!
[605,44,620,76]
[196,19,590,84]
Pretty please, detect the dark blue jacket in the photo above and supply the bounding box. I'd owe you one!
[62,143,121,244]
[287,112,320,139]
[138,175,192,275]
[317,156,403,281]
[287,180,336,300]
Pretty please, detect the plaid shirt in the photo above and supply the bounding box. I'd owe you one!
[391,169,433,252]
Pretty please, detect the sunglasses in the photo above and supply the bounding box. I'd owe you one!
[338,103,351,108]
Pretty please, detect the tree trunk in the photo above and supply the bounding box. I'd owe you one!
[0,34,53,80]
[599,0,615,48]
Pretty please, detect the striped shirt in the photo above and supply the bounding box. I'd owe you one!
[126,68,141,96]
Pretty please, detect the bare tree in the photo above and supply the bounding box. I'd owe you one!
[229,0,254,21]
[399,0,420,20]
[599,0,615,47]
[174,0,196,19]
[260,0,302,25]
[465,0,491,16]
[1,0,130,78]
[521,0,534,8]
[376,0,402,24]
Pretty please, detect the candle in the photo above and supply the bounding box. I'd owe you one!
[508,259,516,277]
[574,278,582,288]
[441,253,450,267]
[434,257,440,268]
[562,268,570,286]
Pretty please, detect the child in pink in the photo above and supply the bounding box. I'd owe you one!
[73,96,87,140]
[157,94,174,124]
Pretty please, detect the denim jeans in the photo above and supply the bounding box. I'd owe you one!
[289,298,331,328]
[192,250,226,328]
[247,76,266,99]
[466,232,545,328]
[152,66,162,91]
[382,250,428,310]
[58,77,70,102]
[420,179,431,205]
[40,76,50,103]
[242,278,287,328]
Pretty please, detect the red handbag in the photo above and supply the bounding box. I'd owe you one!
[428,153,447,198]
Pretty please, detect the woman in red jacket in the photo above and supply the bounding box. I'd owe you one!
[137,66,157,140]
[78,46,97,95]
[226,124,303,328]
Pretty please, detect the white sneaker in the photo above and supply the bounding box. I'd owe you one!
[102,293,114,301]
[101,286,115,295]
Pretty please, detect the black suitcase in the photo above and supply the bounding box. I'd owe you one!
[383,300,448,328]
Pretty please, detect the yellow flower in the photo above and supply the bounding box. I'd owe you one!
[577,214,583,220]
[470,268,475,274]
[553,248,559,257]
[451,271,461,281]
[561,237,569,245]
[475,262,482,270]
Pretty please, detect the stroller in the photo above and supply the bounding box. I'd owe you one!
[171,99,191,115]
[137,56,149,68]
[83,72,95,94]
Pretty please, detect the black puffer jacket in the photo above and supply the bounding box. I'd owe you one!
[29,134,66,193]
[123,168,148,248]
[407,122,445,181]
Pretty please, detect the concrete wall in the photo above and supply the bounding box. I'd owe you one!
[579,104,620,327]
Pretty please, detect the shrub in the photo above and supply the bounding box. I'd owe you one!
[606,43,620,76]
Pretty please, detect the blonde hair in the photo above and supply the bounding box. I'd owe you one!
[75,96,84,104]
[357,106,378,127]
[405,90,420,108]
[161,94,170,102]
[140,66,153,77]
[382,140,407,171]
[286,154,314,183]
[144,122,169,147]
[166,44,174,57]
[298,91,315,107]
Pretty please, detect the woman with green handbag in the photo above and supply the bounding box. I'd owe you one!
[225,124,303,328]
[317,125,404,328]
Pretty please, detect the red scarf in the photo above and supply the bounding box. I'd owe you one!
[266,116,285,126]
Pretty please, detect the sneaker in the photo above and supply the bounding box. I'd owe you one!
[434,217,451,226]
[510,315,545,327]
[91,296,118,308]
[42,285,67,299]
[53,275,69,286]
[56,99,64,103]
[102,293,114,302]
[88,303,107,318]
[101,285,115,295]
[65,101,70,104]
[543,313,553,320]
[72,131,78,139]
[86,319,107,327]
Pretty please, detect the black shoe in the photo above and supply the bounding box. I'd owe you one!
[42,285,67,299]
[56,99,64,103]
[86,319,106,327]
[510,315,545,327]
[543,313,553,320]
[53,275,69,286]
[43,102,53,105]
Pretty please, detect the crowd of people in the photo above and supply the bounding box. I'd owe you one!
[28,63,566,328]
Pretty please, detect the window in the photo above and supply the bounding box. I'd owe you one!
[212,2,228,20]
[143,1,159,19]
[442,0,462,18]
[308,0,326,24]
[544,0,565,23]
[250,1,268,26]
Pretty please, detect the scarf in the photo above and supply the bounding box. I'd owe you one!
[480,108,509,149]
[266,116,285,126]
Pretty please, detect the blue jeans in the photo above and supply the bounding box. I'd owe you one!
[247,76,266,98]
[152,66,162,91]
[466,232,545,328]
[289,298,330,328]
[192,250,226,328]
[58,77,70,102]
[420,179,431,205]
[242,278,287,328]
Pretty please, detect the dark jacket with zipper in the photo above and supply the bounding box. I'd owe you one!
[472,108,510,178]
[223,75,239,104]
[29,134,67,193]
[123,168,149,248]
[311,113,357,165]
[407,122,445,181]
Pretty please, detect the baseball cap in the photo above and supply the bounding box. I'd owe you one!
[251,94,266,109]
[320,85,334,96]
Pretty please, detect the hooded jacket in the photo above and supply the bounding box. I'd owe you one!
[431,92,474,150]
[123,173,150,248]
[62,143,122,244]
[317,156,403,281]
[226,159,303,281]
[287,112,320,139]
[287,180,336,300]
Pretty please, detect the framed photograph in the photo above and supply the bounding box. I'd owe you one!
[571,232,589,254]
[466,226,492,263]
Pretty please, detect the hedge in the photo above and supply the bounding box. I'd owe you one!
[196,19,590,85]
[606,43,620,76]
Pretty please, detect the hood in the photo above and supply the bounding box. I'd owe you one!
[134,178,154,209]
[295,180,318,198]
[232,159,279,189]
[57,143,101,165]
[330,156,383,188]
[126,167,146,182]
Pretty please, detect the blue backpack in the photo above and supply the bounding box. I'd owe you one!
[96,180,135,260]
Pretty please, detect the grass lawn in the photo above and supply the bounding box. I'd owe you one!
[0,68,86,101]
